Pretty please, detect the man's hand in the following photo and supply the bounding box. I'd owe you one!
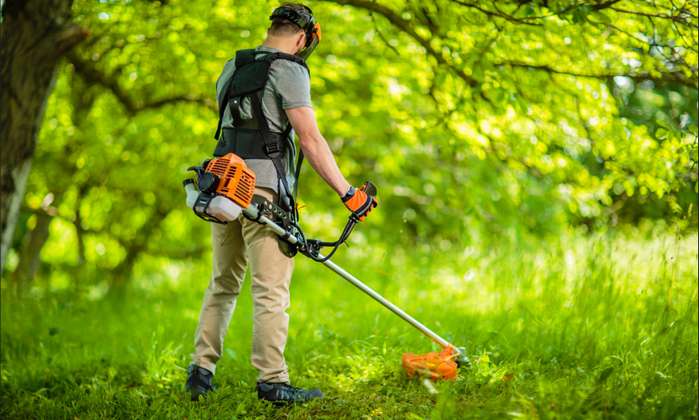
[341,182,378,221]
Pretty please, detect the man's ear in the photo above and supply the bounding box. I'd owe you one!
[295,32,306,53]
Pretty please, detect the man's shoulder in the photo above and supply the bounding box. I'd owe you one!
[269,57,309,81]
[222,57,237,71]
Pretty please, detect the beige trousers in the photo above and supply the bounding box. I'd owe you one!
[192,188,294,384]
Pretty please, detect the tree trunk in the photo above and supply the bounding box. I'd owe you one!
[11,209,52,294]
[0,0,87,265]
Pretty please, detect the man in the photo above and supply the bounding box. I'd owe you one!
[185,3,377,404]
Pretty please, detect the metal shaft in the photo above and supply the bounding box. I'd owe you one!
[245,209,458,354]
[319,257,454,350]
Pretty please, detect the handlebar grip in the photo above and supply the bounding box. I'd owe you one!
[361,181,377,198]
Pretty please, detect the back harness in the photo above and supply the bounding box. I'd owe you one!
[213,49,310,218]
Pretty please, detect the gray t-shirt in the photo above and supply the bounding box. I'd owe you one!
[215,45,312,195]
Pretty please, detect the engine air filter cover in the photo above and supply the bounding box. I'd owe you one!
[205,153,256,209]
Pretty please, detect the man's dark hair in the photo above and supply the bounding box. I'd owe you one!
[269,3,307,36]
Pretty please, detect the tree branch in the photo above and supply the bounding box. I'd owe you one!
[498,61,697,88]
[321,0,479,88]
[66,53,216,115]
[369,12,400,56]
[447,0,542,26]
[609,6,697,23]
[447,0,623,23]
[54,24,90,56]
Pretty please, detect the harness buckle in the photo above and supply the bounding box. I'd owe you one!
[264,141,282,155]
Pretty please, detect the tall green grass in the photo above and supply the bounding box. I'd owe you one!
[1,228,697,419]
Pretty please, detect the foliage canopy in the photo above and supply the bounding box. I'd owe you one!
[6,0,698,286]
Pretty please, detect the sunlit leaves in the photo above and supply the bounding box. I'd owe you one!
[14,0,698,286]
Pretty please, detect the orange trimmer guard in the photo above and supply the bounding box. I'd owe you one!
[402,346,458,380]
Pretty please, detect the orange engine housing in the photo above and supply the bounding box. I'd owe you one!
[205,153,256,209]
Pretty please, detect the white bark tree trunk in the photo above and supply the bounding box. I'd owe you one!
[0,0,87,266]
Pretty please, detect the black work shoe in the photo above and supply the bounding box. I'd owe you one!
[185,364,215,401]
[256,382,323,405]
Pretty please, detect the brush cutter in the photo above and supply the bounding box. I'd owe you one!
[183,153,469,380]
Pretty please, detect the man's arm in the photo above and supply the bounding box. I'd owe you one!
[286,106,350,197]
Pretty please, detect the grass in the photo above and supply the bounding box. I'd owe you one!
[1,228,697,419]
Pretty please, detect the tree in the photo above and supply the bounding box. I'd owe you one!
[0,0,87,265]
[5,0,697,290]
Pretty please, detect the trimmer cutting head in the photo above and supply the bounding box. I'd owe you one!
[402,346,468,381]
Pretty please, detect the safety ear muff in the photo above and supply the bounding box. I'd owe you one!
[298,23,320,60]
[313,23,321,41]
[304,23,320,49]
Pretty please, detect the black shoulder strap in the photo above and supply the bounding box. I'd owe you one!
[235,49,256,68]
[260,52,310,77]
[261,52,309,199]
[214,49,259,140]
[293,150,304,198]
[214,76,234,140]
